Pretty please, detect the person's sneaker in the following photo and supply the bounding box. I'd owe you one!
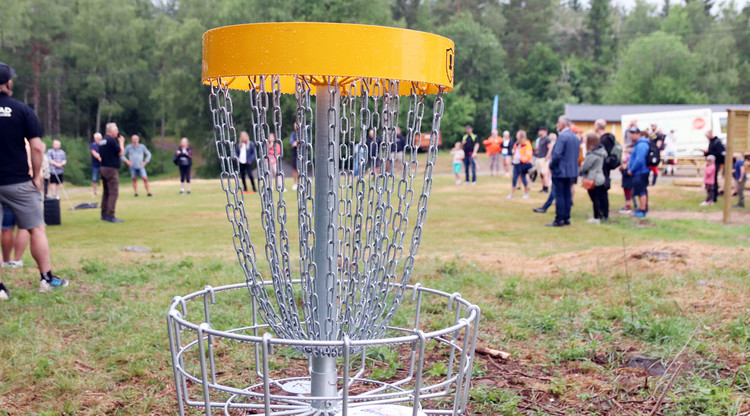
[134,193,139,197]
[455,180,462,185]
[587,217,601,224]
[470,182,477,186]
[506,194,513,199]
[292,184,298,191]
[533,207,547,213]
[699,201,710,206]
[522,193,530,199]
[180,189,185,195]
[7,260,23,268]
[633,210,647,218]
[619,206,632,214]
[1,261,12,268]
[734,203,745,208]
[187,191,191,195]
[106,217,125,223]
[39,276,69,292]
[147,193,153,197]
[0,283,8,300]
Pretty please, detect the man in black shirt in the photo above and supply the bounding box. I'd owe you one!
[462,125,479,184]
[0,62,68,299]
[99,122,125,222]
[704,130,726,203]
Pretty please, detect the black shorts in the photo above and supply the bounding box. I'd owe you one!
[633,173,649,197]
[49,173,63,184]
[291,147,298,167]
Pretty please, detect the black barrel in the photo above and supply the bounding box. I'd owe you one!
[44,197,61,226]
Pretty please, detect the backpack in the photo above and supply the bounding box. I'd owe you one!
[599,133,621,171]
[647,140,661,167]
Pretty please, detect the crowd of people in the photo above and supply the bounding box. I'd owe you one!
[468,115,748,225]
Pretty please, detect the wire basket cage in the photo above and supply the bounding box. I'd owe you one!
[167,22,480,416]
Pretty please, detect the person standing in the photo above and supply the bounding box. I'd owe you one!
[534,126,552,193]
[500,130,514,178]
[733,153,746,208]
[99,122,125,223]
[508,130,533,199]
[462,125,478,184]
[236,131,257,193]
[703,130,725,203]
[1,206,29,268]
[268,132,284,190]
[46,139,66,197]
[0,61,68,300]
[701,155,717,206]
[663,130,678,175]
[595,119,620,222]
[628,127,651,218]
[482,129,502,177]
[174,137,193,195]
[90,133,102,197]
[289,124,299,190]
[450,142,465,184]
[547,115,579,227]
[123,134,152,197]
[580,132,608,223]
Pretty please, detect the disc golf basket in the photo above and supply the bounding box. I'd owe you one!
[167,23,481,416]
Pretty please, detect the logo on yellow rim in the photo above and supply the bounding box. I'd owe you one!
[446,48,454,84]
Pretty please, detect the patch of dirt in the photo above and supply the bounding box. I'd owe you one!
[648,209,750,224]
[452,241,749,280]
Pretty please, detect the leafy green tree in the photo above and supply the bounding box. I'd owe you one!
[604,31,707,104]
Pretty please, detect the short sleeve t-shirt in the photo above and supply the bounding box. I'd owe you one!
[535,136,551,158]
[0,93,43,185]
[99,134,122,169]
[90,142,100,167]
[734,160,746,181]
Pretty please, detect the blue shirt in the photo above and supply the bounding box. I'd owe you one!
[628,137,650,176]
[90,142,100,168]
[734,160,746,181]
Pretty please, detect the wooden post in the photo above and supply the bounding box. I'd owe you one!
[723,132,732,224]
[725,109,750,224]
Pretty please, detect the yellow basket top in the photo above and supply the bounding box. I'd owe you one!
[202,22,454,95]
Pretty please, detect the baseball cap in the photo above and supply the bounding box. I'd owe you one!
[0,62,15,84]
[628,126,640,133]
[538,125,548,132]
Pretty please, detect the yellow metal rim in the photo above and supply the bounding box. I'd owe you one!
[202,22,454,95]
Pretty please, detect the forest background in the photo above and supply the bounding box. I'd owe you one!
[2,0,750,177]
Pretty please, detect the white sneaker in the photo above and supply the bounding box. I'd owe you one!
[11,260,22,268]
[507,194,513,199]
[522,194,530,199]
[1,261,11,268]
[455,180,462,185]
[587,217,601,224]
[0,289,8,300]
[292,184,298,191]
[699,201,710,206]
[470,182,477,186]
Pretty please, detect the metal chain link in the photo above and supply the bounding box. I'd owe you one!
[209,77,444,356]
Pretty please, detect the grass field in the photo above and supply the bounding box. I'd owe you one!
[1,152,749,415]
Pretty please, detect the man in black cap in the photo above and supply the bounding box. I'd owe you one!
[0,62,69,300]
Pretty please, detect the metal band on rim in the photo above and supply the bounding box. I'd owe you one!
[202,22,455,95]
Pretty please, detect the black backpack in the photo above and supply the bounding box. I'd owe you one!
[647,140,661,167]
[600,133,621,171]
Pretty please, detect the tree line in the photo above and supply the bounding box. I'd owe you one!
[2,0,749,158]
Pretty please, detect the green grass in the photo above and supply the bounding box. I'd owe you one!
[1,158,749,414]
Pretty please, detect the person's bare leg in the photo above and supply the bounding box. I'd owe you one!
[1,229,12,262]
[13,228,29,262]
[49,183,57,197]
[639,195,648,211]
[92,181,98,196]
[29,225,51,274]
[143,177,151,194]
[132,178,138,194]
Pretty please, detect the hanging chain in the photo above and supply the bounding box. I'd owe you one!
[210,77,444,356]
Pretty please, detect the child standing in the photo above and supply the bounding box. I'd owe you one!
[450,142,465,185]
[701,155,716,206]
[733,153,747,208]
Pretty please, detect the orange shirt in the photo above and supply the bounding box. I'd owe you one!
[483,136,502,156]
[512,140,533,164]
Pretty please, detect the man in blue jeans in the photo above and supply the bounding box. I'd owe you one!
[462,125,478,184]
[628,127,651,218]
[547,115,579,227]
